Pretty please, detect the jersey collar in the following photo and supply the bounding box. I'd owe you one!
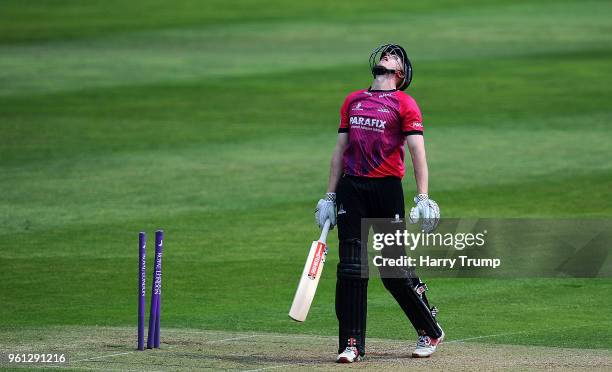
[367,87,397,92]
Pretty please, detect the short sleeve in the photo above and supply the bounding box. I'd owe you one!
[398,93,424,135]
[338,94,352,133]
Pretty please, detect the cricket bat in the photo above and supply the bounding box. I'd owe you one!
[289,219,332,322]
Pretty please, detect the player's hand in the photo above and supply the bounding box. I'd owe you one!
[408,194,440,233]
[315,192,336,230]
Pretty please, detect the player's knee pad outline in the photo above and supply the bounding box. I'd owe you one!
[338,238,369,279]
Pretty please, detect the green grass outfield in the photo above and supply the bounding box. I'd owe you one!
[1,0,612,366]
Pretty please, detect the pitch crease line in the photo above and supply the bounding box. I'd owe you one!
[71,351,134,363]
[207,334,258,344]
[242,363,295,372]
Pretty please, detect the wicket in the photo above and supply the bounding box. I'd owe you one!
[137,230,164,350]
[137,232,146,350]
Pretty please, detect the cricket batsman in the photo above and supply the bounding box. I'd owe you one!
[314,44,443,362]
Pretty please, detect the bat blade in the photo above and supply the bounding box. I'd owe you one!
[288,239,328,322]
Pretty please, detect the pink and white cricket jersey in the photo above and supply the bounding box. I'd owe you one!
[338,89,424,179]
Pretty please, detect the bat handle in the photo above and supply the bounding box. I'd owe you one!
[319,219,331,243]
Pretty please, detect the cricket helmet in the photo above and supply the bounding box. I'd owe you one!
[369,44,413,90]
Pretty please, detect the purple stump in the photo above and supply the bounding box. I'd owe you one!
[153,230,164,348]
[147,232,162,349]
[147,230,163,349]
[138,232,146,350]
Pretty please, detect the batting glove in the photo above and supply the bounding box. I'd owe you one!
[408,194,440,233]
[315,192,336,230]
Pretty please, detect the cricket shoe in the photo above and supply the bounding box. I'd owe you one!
[412,328,445,358]
[336,338,361,363]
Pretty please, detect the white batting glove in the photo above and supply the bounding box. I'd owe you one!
[315,192,336,230]
[409,194,440,233]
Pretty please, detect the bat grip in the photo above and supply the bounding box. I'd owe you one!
[319,219,331,243]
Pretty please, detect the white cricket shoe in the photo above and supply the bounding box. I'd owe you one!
[336,338,361,363]
[336,346,361,363]
[412,329,445,358]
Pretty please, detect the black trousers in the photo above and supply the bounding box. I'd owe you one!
[335,175,442,355]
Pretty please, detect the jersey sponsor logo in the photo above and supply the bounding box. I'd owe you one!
[350,116,386,129]
[379,93,394,98]
[307,242,327,279]
[378,106,391,113]
[351,102,364,111]
[411,122,423,128]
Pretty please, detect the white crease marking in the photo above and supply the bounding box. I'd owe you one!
[206,334,258,344]
[242,363,295,372]
[71,351,134,363]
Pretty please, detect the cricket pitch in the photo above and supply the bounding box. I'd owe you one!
[1,327,611,371]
